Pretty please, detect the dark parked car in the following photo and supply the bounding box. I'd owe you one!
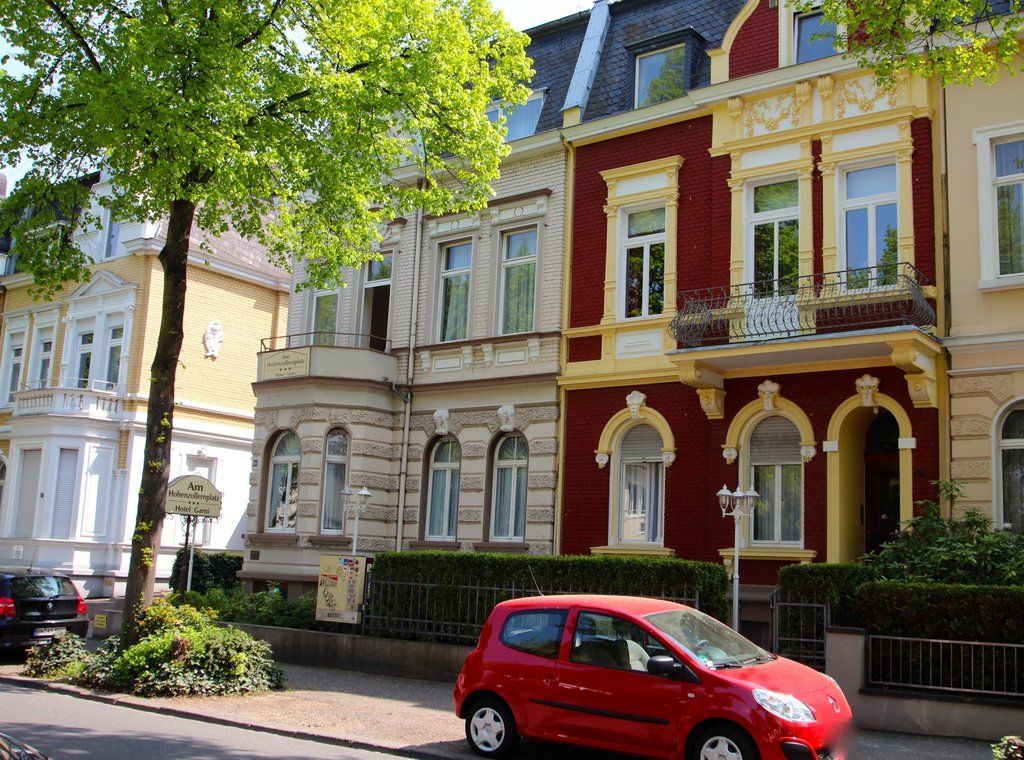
[0,732,49,759]
[0,568,89,649]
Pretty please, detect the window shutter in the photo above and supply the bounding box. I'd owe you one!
[621,425,663,459]
[51,449,79,540]
[14,449,41,538]
[749,416,802,464]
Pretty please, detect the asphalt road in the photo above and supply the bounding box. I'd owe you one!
[0,682,405,760]
[0,680,994,760]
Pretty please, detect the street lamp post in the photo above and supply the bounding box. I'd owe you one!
[717,484,759,632]
[341,486,373,556]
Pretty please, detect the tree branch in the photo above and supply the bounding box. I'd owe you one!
[43,0,103,73]
[235,0,287,49]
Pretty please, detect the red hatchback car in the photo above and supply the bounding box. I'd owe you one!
[454,595,851,760]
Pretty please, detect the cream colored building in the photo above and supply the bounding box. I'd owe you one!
[0,173,290,595]
[944,66,1024,533]
[240,14,587,592]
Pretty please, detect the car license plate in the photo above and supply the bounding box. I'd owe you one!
[33,627,66,638]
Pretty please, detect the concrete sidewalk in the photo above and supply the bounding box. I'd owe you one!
[0,659,995,760]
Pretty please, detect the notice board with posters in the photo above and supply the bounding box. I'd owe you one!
[316,555,367,624]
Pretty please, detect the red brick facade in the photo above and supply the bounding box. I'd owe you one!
[561,366,939,584]
[728,0,779,79]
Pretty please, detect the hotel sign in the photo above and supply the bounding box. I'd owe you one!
[165,474,223,519]
[262,347,310,380]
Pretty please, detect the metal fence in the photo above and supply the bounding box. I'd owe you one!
[770,591,829,671]
[362,578,699,646]
[259,331,391,352]
[669,263,934,348]
[867,635,1024,698]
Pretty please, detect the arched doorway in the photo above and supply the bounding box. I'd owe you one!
[864,410,901,553]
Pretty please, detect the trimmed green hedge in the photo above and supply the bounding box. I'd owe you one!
[854,581,1024,644]
[169,549,243,594]
[368,551,729,622]
[777,562,879,626]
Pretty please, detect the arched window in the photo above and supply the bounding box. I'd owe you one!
[426,438,461,541]
[491,434,528,541]
[321,428,350,533]
[999,406,1024,534]
[618,424,664,544]
[266,431,300,531]
[749,416,803,545]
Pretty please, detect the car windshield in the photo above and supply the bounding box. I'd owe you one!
[645,608,772,669]
[11,576,78,599]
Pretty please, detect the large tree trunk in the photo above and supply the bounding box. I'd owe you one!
[120,199,196,649]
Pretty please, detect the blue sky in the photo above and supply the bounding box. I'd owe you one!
[0,0,592,189]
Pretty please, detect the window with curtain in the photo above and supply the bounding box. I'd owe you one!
[622,208,666,319]
[486,92,544,142]
[751,179,800,295]
[439,241,472,342]
[994,138,1024,276]
[999,406,1024,534]
[491,434,528,541]
[842,163,898,288]
[266,431,300,531]
[618,424,664,544]
[749,416,803,545]
[31,327,53,390]
[321,428,350,533]
[3,333,24,403]
[426,437,461,540]
[500,229,537,335]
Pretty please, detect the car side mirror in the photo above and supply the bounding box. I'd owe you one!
[647,655,700,682]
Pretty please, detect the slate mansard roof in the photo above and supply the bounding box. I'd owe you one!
[521,11,591,136]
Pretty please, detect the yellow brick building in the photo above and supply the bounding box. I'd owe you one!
[0,176,289,596]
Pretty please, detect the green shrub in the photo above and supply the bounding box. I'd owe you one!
[854,581,1024,643]
[183,588,326,631]
[169,549,243,593]
[137,598,215,637]
[777,562,879,626]
[994,736,1024,760]
[369,551,729,625]
[865,481,1024,585]
[23,633,90,678]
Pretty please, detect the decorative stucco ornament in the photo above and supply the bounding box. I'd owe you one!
[595,452,610,469]
[433,408,450,436]
[757,379,780,410]
[203,322,224,359]
[626,390,647,420]
[856,374,880,407]
[722,447,738,465]
[497,405,516,433]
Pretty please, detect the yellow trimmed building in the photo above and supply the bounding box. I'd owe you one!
[0,174,289,596]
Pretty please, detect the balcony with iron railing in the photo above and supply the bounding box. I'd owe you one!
[257,331,397,385]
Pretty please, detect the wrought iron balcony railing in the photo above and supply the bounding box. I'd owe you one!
[669,263,935,348]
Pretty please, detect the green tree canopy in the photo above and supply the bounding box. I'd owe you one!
[0,0,531,646]
[800,0,1023,86]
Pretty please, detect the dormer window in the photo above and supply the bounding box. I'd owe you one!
[487,91,545,142]
[794,8,838,63]
[635,44,688,108]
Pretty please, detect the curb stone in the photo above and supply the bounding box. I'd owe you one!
[0,672,458,760]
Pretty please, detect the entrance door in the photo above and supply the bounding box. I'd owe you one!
[863,410,900,553]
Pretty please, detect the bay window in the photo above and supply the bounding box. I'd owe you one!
[622,208,666,319]
[500,229,537,335]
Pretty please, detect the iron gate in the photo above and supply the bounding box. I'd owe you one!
[770,590,830,671]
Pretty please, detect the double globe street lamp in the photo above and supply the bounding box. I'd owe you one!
[340,486,373,556]
[717,484,759,632]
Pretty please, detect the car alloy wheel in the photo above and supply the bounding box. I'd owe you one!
[470,706,506,753]
[700,735,745,760]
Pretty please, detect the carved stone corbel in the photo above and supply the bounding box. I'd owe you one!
[887,337,939,408]
[676,360,726,420]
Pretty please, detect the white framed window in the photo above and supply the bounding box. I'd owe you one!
[487,91,545,142]
[425,437,461,541]
[499,228,537,335]
[310,289,340,346]
[438,240,472,342]
[491,434,528,541]
[361,253,392,351]
[998,405,1024,534]
[105,322,124,390]
[794,9,838,64]
[621,207,666,319]
[266,431,300,531]
[841,162,899,288]
[321,428,350,533]
[749,179,800,294]
[635,44,688,108]
[2,332,25,404]
[73,324,95,389]
[994,137,1024,276]
[30,326,54,390]
[749,416,803,545]
[102,212,121,261]
[617,424,664,544]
